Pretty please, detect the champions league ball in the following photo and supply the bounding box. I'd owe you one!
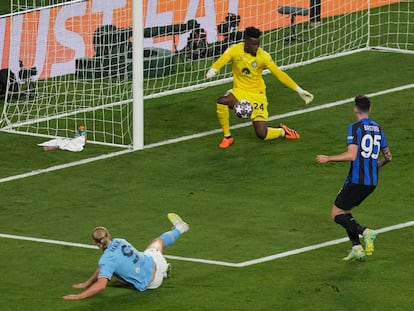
[233,100,253,119]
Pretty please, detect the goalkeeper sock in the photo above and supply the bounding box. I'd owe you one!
[264,127,284,140]
[160,229,181,247]
[216,103,231,137]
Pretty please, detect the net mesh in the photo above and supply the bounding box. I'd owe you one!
[0,0,412,147]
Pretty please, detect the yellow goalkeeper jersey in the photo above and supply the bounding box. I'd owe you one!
[210,42,298,93]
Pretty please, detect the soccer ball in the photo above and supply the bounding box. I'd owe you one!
[233,100,253,119]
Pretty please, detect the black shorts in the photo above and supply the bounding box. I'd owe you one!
[334,183,376,210]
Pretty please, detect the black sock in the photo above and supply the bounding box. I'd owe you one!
[334,214,366,235]
[346,230,361,246]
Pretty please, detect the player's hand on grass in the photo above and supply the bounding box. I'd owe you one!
[63,294,80,300]
[72,282,89,289]
[62,282,88,299]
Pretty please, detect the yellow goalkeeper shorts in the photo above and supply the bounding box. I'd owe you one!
[228,88,269,121]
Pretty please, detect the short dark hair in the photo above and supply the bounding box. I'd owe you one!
[244,26,262,39]
[354,95,371,113]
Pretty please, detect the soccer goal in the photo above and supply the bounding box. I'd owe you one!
[0,0,412,149]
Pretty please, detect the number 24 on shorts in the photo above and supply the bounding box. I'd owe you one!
[253,102,264,110]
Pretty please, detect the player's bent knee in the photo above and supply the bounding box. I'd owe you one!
[145,237,165,252]
[256,131,267,140]
[217,97,227,105]
[217,93,237,107]
[255,128,267,140]
[331,205,349,220]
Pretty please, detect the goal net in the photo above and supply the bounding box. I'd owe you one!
[0,0,412,149]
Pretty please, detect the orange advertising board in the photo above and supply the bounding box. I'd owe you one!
[0,0,401,80]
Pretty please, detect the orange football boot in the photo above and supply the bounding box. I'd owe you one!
[278,124,300,139]
[219,136,234,148]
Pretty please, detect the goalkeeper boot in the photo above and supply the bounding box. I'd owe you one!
[219,136,234,149]
[363,229,377,256]
[168,213,190,234]
[342,245,366,261]
[278,124,300,139]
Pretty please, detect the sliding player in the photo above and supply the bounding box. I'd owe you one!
[63,213,189,299]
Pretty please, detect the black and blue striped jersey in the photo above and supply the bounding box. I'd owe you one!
[345,118,388,186]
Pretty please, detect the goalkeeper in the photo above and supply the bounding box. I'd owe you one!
[206,26,314,149]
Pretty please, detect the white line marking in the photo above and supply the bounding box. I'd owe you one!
[237,220,414,267]
[0,233,98,249]
[163,254,239,267]
[0,149,133,183]
[1,83,413,184]
[1,220,413,267]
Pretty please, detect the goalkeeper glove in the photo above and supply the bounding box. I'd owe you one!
[206,68,218,79]
[296,87,314,105]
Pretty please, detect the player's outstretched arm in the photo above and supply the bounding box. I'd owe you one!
[268,62,314,104]
[63,277,108,300]
[71,268,99,289]
[316,145,358,163]
[206,48,234,79]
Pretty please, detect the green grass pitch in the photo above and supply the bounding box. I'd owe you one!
[1,3,414,311]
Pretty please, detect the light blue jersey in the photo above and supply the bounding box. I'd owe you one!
[98,238,155,291]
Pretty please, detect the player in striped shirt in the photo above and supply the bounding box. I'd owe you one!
[316,95,392,261]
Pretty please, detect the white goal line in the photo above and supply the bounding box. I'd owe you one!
[0,220,413,268]
[1,82,413,185]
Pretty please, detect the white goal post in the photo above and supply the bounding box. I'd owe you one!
[0,0,412,149]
